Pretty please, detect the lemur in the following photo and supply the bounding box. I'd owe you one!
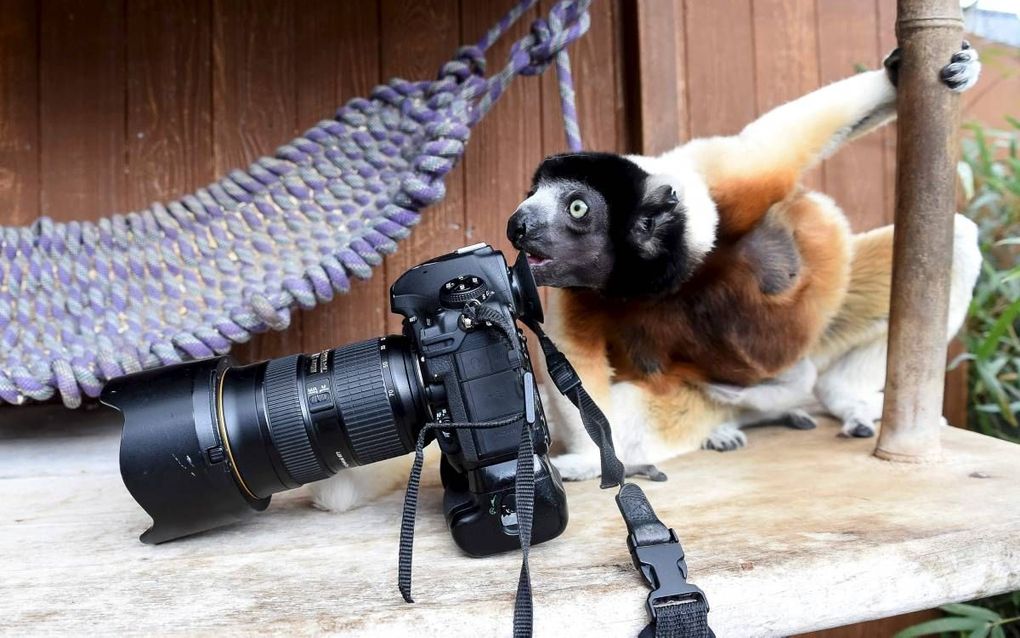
[505,46,982,481]
[305,45,982,510]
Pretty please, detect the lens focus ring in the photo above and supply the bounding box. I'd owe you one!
[333,340,410,464]
[264,355,330,485]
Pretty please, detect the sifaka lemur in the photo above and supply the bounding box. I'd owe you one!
[306,45,982,510]
[504,45,982,481]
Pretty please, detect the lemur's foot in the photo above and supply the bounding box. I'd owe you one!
[839,417,876,439]
[778,409,817,430]
[625,464,668,482]
[941,42,981,92]
[884,41,980,92]
[551,453,603,482]
[702,423,747,452]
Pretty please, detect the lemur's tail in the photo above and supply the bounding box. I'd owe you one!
[815,214,981,362]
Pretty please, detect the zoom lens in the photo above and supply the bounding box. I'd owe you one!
[102,335,430,543]
[221,335,430,499]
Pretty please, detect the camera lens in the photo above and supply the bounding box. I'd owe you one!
[104,335,430,543]
[221,336,430,499]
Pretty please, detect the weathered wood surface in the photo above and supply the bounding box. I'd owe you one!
[2,407,1018,637]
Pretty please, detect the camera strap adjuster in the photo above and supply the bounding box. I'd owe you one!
[627,529,708,622]
[543,350,582,397]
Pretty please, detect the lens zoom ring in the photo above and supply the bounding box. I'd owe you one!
[334,340,408,464]
[264,355,329,484]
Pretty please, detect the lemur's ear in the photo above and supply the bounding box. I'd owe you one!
[630,183,683,259]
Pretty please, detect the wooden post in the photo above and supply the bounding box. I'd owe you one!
[875,0,964,462]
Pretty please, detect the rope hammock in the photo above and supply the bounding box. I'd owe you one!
[0,0,591,408]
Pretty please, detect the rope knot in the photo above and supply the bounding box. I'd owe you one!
[516,0,591,76]
[440,46,486,83]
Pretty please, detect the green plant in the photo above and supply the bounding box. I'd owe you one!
[894,596,1020,638]
[954,119,1020,443]
[897,119,1020,638]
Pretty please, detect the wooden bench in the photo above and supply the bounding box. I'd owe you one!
[3,404,1018,636]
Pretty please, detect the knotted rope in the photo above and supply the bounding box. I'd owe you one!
[0,0,590,408]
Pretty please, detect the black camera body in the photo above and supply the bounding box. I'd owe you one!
[391,244,566,556]
[102,243,568,556]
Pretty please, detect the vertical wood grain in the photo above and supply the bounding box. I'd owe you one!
[816,0,887,231]
[461,0,543,259]
[540,0,632,156]
[380,0,466,335]
[212,0,301,361]
[684,0,756,138]
[39,0,126,220]
[126,0,213,207]
[632,0,687,154]
[297,2,388,352]
[752,0,822,190]
[0,0,39,225]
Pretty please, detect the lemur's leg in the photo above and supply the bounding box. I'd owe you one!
[704,358,818,414]
[700,359,818,451]
[542,289,615,480]
[812,214,981,437]
[814,337,888,438]
[684,44,980,237]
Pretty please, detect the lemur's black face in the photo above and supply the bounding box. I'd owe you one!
[507,152,692,297]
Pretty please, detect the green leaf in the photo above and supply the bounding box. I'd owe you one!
[969,624,991,638]
[977,296,1020,361]
[941,603,1003,622]
[893,616,987,638]
[1005,115,1020,130]
[991,625,1005,638]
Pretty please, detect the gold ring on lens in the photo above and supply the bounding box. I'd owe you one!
[216,368,259,501]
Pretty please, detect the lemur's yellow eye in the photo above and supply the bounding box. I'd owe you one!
[568,199,589,219]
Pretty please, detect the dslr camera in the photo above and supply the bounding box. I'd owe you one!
[102,244,568,556]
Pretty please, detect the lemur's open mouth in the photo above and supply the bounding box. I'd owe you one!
[525,251,552,268]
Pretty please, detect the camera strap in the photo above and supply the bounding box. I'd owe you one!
[525,318,714,638]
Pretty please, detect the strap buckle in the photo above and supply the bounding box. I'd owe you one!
[627,529,708,620]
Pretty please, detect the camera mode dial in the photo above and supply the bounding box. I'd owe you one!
[440,275,487,308]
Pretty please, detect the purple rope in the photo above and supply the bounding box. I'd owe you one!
[0,0,590,408]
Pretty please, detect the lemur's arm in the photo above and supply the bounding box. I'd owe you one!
[684,44,980,237]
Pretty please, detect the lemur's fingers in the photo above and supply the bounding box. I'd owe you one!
[883,47,902,87]
[702,423,748,452]
[885,42,980,92]
[941,42,980,92]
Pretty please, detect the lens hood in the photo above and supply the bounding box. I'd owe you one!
[101,357,269,544]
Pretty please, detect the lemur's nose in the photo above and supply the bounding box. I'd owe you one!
[506,209,529,247]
